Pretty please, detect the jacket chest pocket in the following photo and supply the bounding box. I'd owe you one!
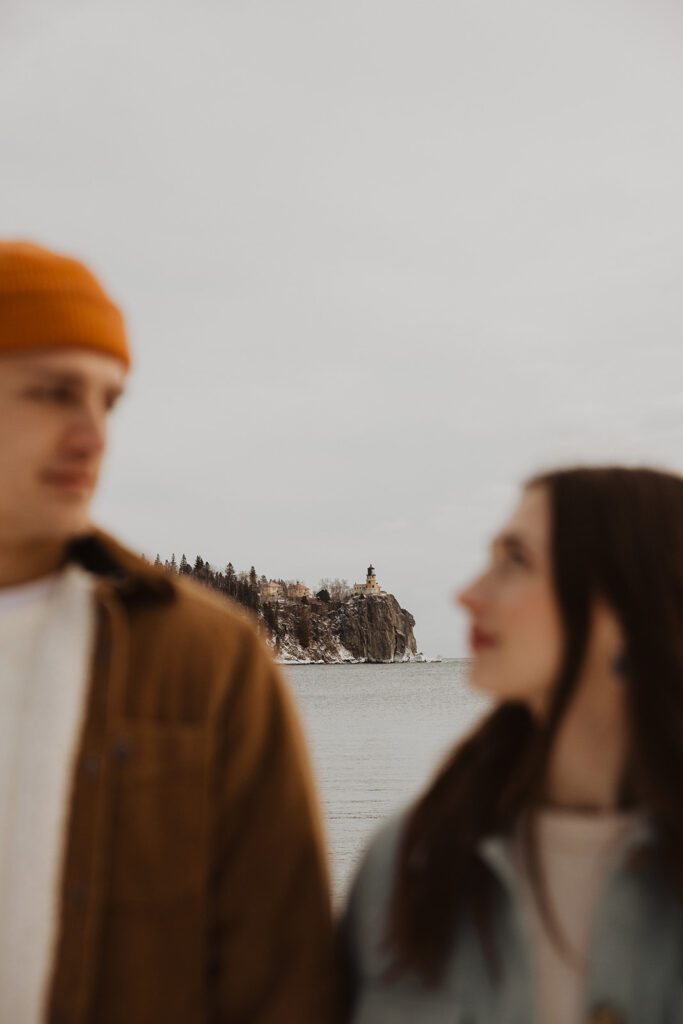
[108,727,208,904]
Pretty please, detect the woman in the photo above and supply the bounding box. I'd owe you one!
[341,466,683,1024]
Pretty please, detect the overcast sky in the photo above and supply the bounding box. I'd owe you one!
[2,0,683,655]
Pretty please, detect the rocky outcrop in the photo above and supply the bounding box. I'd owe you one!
[152,553,419,663]
[336,594,417,662]
[270,593,418,664]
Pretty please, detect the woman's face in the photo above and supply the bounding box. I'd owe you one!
[457,485,564,713]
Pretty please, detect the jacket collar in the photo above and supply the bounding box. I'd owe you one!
[66,528,175,604]
[477,817,657,896]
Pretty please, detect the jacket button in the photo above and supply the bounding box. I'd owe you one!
[113,736,134,762]
[80,753,101,777]
[590,1005,624,1024]
[68,884,89,910]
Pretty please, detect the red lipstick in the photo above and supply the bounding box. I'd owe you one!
[470,624,497,652]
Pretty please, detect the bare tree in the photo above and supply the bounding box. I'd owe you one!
[318,577,352,601]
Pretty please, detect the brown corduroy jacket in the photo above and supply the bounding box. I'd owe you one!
[45,531,338,1024]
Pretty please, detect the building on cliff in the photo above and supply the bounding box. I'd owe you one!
[353,564,386,597]
[260,579,284,600]
[260,580,312,602]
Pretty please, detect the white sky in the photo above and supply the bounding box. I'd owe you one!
[2,0,682,654]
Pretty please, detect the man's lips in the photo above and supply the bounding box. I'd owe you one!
[470,625,497,652]
[42,469,95,491]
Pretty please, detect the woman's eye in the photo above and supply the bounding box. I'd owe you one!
[494,548,528,572]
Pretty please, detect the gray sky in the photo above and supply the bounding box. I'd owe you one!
[2,0,683,655]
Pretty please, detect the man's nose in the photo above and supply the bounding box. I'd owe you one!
[64,404,107,457]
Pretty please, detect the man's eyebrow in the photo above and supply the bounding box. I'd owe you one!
[26,368,85,387]
[25,368,124,402]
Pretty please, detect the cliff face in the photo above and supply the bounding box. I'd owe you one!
[336,594,417,663]
[153,555,419,664]
[270,594,418,664]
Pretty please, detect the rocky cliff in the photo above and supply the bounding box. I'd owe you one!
[153,551,419,664]
[337,594,417,662]
[269,593,418,664]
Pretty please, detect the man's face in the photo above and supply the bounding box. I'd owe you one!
[0,348,126,546]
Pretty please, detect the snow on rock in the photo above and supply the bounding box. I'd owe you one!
[267,593,418,665]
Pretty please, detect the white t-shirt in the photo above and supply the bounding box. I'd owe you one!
[0,565,96,1023]
[511,809,641,1024]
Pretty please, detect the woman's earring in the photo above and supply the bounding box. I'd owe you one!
[612,652,630,678]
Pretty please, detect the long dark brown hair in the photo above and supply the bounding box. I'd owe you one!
[385,466,683,983]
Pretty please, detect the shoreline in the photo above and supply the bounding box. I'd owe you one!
[275,654,443,666]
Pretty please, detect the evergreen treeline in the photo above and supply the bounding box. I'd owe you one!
[150,551,316,648]
[148,553,354,652]
[152,552,263,614]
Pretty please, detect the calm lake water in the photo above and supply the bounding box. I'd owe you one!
[283,660,490,902]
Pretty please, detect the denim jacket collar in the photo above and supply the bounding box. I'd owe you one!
[476,815,657,895]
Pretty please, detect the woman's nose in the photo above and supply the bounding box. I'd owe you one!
[456,574,486,613]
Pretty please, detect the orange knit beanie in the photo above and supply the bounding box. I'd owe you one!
[0,241,130,369]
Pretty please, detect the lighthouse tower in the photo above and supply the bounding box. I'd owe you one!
[354,564,382,596]
[365,565,379,593]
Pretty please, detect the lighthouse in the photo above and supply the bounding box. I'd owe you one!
[354,564,382,596]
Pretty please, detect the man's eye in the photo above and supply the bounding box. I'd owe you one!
[29,386,77,404]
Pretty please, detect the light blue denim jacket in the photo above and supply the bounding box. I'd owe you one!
[342,814,683,1024]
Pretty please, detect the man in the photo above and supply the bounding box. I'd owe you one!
[0,241,337,1023]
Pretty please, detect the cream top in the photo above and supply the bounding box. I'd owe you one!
[0,566,96,1022]
[511,809,641,1024]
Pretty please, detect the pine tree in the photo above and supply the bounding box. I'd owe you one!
[262,602,274,633]
[154,553,162,567]
[179,554,191,575]
[296,607,311,649]
[194,555,205,575]
[224,562,236,596]
[169,553,178,573]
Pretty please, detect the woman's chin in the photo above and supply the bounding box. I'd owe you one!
[469,656,522,700]
[468,660,551,715]
[467,656,501,696]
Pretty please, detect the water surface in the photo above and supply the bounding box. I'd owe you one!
[284,660,489,901]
